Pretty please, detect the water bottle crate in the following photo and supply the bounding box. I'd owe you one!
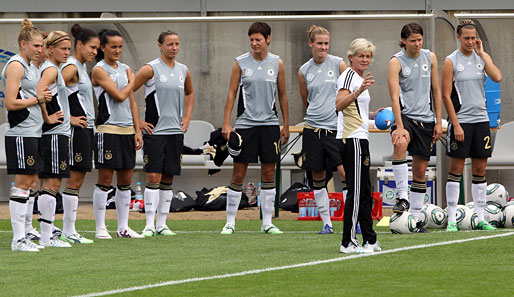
[297,192,344,221]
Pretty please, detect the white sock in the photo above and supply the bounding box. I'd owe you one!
[115,188,131,231]
[62,193,79,236]
[25,195,35,234]
[38,193,56,243]
[472,182,487,222]
[314,188,332,227]
[446,181,460,224]
[156,189,173,228]
[393,162,409,201]
[261,188,276,228]
[93,186,108,230]
[10,200,28,242]
[226,188,241,226]
[144,187,159,228]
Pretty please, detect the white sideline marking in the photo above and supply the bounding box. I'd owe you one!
[74,231,514,297]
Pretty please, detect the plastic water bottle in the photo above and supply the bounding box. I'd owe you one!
[135,182,143,200]
[132,182,144,211]
[258,182,262,220]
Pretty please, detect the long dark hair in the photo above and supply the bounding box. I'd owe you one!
[399,23,424,48]
[71,24,99,48]
[96,29,122,61]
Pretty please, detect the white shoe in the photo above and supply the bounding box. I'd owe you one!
[156,225,176,236]
[340,243,373,254]
[141,226,157,237]
[95,227,112,239]
[117,227,144,238]
[62,233,94,244]
[220,223,235,235]
[40,238,72,248]
[26,228,41,241]
[25,238,44,249]
[363,241,381,252]
[11,239,39,252]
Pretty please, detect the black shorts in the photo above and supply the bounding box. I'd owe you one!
[38,134,71,179]
[95,133,135,170]
[302,128,342,171]
[446,121,492,159]
[69,127,94,172]
[5,136,41,175]
[233,125,280,164]
[391,115,435,161]
[143,134,183,176]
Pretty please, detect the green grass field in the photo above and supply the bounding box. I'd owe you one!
[1,219,513,297]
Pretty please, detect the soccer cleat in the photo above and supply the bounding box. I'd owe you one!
[356,224,362,234]
[393,198,410,213]
[446,222,458,232]
[116,227,144,238]
[40,238,72,248]
[477,220,497,230]
[25,238,44,249]
[318,224,334,234]
[61,233,94,244]
[141,226,157,237]
[340,243,373,254]
[95,227,113,239]
[364,241,382,252]
[415,221,429,233]
[156,225,176,236]
[26,228,41,241]
[11,239,39,252]
[261,224,284,234]
[220,224,235,235]
[52,226,62,240]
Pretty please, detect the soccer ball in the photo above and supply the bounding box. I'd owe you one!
[502,204,514,228]
[389,211,417,234]
[418,204,429,227]
[423,204,447,229]
[465,202,474,209]
[486,183,509,208]
[456,205,477,230]
[484,203,504,228]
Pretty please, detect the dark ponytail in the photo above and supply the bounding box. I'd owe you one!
[96,29,122,62]
[71,24,99,48]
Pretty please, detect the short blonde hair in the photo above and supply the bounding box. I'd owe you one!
[18,18,42,47]
[347,38,376,65]
[44,31,71,58]
[307,25,329,42]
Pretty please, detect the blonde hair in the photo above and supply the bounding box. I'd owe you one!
[347,38,376,65]
[307,25,329,42]
[44,31,71,57]
[17,18,42,47]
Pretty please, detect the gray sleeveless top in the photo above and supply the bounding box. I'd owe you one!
[40,60,71,136]
[234,52,280,129]
[62,56,95,128]
[300,54,342,130]
[393,49,434,122]
[93,60,133,127]
[143,58,188,135]
[1,54,43,137]
[446,49,489,124]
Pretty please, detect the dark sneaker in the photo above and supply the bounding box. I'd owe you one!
[393,198,410,213]
[415,221,429,233]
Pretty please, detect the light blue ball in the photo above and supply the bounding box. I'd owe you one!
[375,109,395,130]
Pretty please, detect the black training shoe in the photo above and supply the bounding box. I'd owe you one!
[415,222,429,233]
[393,198,410,213]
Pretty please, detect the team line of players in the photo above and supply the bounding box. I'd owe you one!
[2,19,501,253]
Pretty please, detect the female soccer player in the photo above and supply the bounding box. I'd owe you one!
[91,29,143,239]
[442,19,502,231]
[37,30,73,248]
[388,23,443,232]
[1,19,51,251]
[133,30,194,237]
[60,24,100,243]
[336,38,380,253]
[298,25,346,234]
[220,21,290,234]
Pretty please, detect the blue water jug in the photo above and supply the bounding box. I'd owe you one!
[485,75,501,128]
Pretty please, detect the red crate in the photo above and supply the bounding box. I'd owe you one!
[297,192,344,221]
[297,192,383,221]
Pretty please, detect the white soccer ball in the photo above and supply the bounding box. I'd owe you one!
[455,205,477,230]
[389,211,417,234]
[417,204,429,227]
[486,183,509,208]
[423,204,448,229]
[484,203,504,228]
[503,204,514,228]
[465,202,474,209]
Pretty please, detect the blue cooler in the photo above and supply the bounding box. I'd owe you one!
[485,75,501,128]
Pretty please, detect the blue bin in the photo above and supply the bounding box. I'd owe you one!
[485,75,501,128]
